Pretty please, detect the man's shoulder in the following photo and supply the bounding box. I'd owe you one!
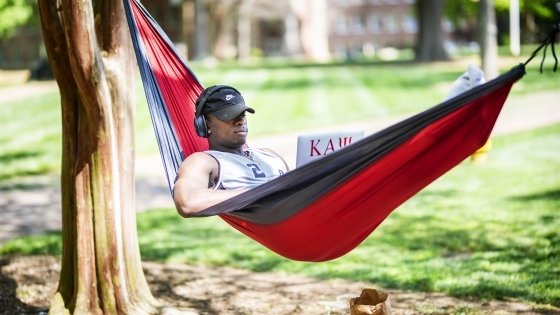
[179,152,217,171]
[188,151,215,161]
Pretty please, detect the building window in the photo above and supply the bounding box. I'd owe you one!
[348,42,363,59]
[383,14,399,34]
[385,0,399,4]
[367,14,382,34]
[403,0,416,3]
[335,15,348,35]
[335,0,348,6]
[349,15,365,34]
[402,14,417,33]
[334,43,347,59]
[349,0,364,5]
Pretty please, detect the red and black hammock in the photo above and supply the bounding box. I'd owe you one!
[124,0,557,262]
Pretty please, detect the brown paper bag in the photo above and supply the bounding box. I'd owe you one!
[349,289,392,315]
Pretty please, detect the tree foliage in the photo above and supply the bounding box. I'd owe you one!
[0,0,34,38]
[445,0,559,22]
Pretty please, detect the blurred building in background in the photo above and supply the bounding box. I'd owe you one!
[0,0,556,71]
[0,0,420,72]
[328,0,418,60]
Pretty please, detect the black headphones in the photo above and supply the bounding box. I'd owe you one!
[194,84,242,138]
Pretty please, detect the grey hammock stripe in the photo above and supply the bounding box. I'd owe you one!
[124,0,202,192]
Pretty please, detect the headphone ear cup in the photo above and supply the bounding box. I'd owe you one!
[194,115,208,138]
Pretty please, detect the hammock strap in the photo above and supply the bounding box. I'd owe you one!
[524,21,559,73]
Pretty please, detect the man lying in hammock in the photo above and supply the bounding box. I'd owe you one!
[173,85,290,217]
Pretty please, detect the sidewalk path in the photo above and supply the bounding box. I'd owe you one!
[1,89,559,244]
[0,81,58,104]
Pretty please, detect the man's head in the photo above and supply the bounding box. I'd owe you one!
[194,85,255,148]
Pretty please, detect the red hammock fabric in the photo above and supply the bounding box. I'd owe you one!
[124,0,524,261]
[220,85,514,261]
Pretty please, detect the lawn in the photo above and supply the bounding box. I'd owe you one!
[0,55,558,179]
[2,123,559,307]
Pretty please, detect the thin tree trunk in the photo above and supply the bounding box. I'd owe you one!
[289,0,330,62]
[415,0,449,62]
[37,0,158,314]
[477,0,499,79]
[237,0,254,64]
[194,0,209,60]
[183,0,196,60]
[213,14,235,60]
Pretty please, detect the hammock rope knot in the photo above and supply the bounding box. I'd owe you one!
[524,21,560,73]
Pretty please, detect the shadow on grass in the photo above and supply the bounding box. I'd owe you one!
[0,151,41,164]
[235,68,461,92]
[0,177,58,191]
[511,189,560,202]
[0,150,54,181]
[202,58,419,71]
[0,257,49,314]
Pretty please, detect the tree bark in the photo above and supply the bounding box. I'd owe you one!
[182,0,196,60]
[477,0,499,79]
[37,0,158,314]
[289,0,330,62]
[194,0,210,60]
[415,0,449,62]
[237,0,254,64]
[209,0,237,60]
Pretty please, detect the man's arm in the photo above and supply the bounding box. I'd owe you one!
[173,152,248,217]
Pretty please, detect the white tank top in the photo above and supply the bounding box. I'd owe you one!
[204,148,287,190]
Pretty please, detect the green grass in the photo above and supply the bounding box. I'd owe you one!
[0,92,62,180]
[1,55,557,179]
[3,123,559,306]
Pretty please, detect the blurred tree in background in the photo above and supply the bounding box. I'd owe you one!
[415,0,449,61]
[0,0,35,38]
[445,0,560,45]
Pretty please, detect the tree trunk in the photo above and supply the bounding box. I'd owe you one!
[477,0,499,79]
[289,0,330,62]
[283,12,302,56]
[209,0,237,60]
[194,0,210,60]
[415,0,449,62]
[183,0,196,60]
[37,0,158,314]
[237,0,254,64]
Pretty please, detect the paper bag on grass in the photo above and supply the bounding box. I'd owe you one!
[349,289,392,315]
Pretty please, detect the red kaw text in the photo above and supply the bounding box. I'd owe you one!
[309,137,354,157]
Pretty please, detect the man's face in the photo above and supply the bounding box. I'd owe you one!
[207,112,248,148]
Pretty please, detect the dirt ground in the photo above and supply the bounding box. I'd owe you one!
[1,255,559,315]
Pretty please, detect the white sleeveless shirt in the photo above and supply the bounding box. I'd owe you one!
[205,148,287,190]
